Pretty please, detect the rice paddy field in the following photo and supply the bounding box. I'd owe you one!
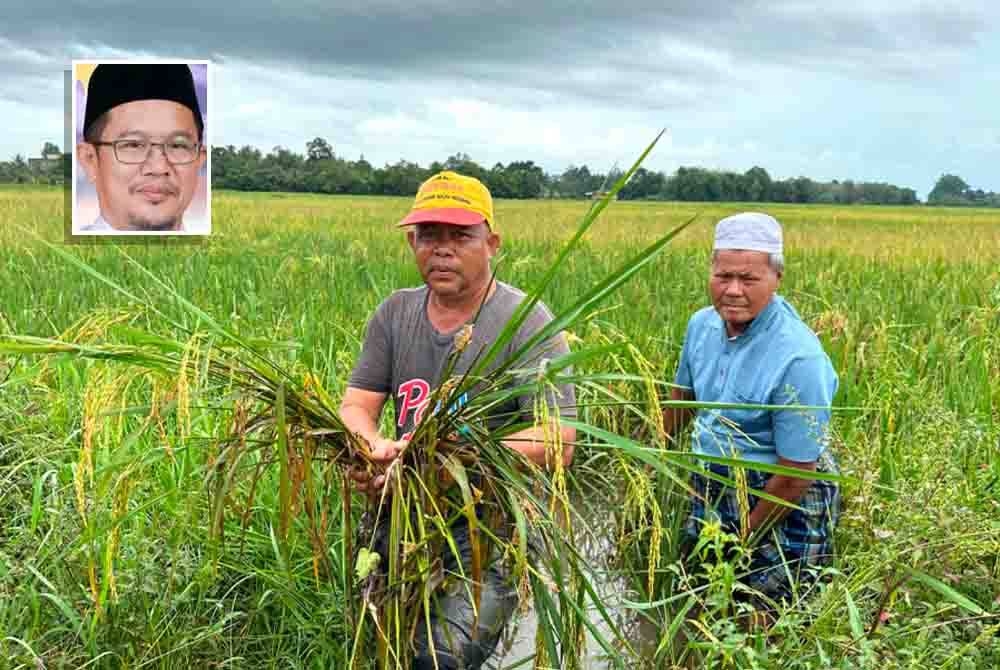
[1,184,999,669]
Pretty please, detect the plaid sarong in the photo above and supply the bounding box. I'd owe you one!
[683,449,841,605]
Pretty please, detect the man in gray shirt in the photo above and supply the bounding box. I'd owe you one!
[340,170,576,670]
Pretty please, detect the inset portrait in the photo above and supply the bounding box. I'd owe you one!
[72,60,210,235]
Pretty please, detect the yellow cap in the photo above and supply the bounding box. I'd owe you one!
[398,171,495,230]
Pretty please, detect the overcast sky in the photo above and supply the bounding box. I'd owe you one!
[3,1,998,197]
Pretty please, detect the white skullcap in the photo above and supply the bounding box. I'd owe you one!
[713,212,783,254]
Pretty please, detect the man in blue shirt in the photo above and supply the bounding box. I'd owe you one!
[664,212,840,609]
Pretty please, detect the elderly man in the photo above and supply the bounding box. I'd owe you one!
[664,212,840,609]
[340,170,576,669]
[76,63,206,234]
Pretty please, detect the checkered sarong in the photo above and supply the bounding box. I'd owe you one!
[683,449,841,605]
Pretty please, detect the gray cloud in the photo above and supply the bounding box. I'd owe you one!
[3,1,992,108]
[1,1,998,195]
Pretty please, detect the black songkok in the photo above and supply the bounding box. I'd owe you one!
[84,64,203,138]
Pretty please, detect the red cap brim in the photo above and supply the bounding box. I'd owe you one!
[398,208,488,227]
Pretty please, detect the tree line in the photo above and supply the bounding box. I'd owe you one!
[211,139,922,205]
[2,139,996,207]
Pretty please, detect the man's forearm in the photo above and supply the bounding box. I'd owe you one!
[663,387,695,439]
[501,424,576,468]
[340,404,381,444]
[747,472,814,533]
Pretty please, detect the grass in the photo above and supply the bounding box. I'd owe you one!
[0,184,998,668]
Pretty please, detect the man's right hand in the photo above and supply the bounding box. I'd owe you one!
[351,436,408,496]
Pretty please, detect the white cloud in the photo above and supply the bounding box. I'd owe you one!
[357,113,427,137]
[0,38,52,67]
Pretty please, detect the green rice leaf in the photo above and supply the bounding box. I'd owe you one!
[902,565,986,615]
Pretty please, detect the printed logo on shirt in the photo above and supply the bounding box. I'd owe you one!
[397,377,469,440]
[398,379,431,432]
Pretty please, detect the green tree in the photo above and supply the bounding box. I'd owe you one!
[442,153,487,183]
[928,174,970,205]
[12,155,30,183]
[792,176,817,203]
[502,160,546,199]
[306,137,334,162]
[350,156,374,194]
[619,168,666,200]
[376,160,428,196]
[487,163,513,199]
[743,166,772,202]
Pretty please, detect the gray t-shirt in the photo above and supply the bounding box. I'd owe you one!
[348,281,576,440]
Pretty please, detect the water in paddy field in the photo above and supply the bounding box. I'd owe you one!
[487,490,660,669]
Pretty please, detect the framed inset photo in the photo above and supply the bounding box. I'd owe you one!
[71,59,211,236]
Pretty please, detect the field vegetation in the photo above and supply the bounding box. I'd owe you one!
[0,185,998,668]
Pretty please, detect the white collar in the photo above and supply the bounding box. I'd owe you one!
[78,214,114,233]
[78,213,185,234]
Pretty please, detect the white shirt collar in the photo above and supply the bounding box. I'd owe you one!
[77,214,114,233]
[78,213,185,234]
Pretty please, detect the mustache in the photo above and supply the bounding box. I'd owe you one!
[130,181,179,196]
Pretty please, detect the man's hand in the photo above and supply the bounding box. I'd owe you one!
[351,436,407,497]
[747,456,816,534]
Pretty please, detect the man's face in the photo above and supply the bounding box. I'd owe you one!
[709,250,781,330]
[78,99,205,231]
[407,222,500,298]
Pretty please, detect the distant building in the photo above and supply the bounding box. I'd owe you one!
[584,190,617,200]
[28,151,62,173]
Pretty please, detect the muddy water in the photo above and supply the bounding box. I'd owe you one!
[487,492,660,669]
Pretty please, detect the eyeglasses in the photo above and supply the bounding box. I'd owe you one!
[91,138,202,165]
